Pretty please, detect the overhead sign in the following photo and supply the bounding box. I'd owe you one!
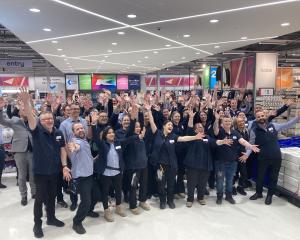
[128,75,141,90]
[159,76,196,86]
[210,66,218,89]
[255,53,277,90]
[65,74,79,90]
[0,76,29,87]
[79,74,92,90]
[29,76,65,93]
[0,59,32,68]
[117,75,129,90]
[92,74,116,91]
[145,76,157,87]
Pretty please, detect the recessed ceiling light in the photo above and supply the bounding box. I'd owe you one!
[181,57,186,59]
[107,50,112,53]
[202,64,206,68]
[111,42,118,46]
[43,28,51,32]
[210,19,219,23]
[64,59,68,61]
[57,48,63,51]
[196,52,200,55]
[183,34,191,38]
[170,60,175,63]
[61,54,66,57]
[153,51,158,54]
[214,45,220,49]
[29,8,40,13]
[104,55,108,58]
[132,64,136,66]
[162,64,166,66]
[127,14,136,19]
[51,40,58,44]
[241,36,247,40]
[137,60,142,63]
[66,62,70,65]
[281,22,290,27]
[144,56,149,59]
[117,31,125,35]
[165,44,171,47]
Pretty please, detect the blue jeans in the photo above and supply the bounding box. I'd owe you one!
[215,161,237,195]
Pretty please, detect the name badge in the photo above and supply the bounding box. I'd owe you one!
[115,146,121,150]
[268,127,274,132]
[203,139,208,142]
[169,140,175,144]
[56,136,62,140]
[232,136,237,140]
[245,123,248,127]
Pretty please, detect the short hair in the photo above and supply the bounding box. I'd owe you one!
[72,122,83,132]
[39,111,54,118]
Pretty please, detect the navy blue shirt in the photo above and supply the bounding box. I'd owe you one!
[31,124,65,175]
[215,128,242,162]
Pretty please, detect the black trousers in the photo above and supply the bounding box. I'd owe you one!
[126,168,148,209]
[73,176,93,225]
[256,158,281,196]
[186,168,210,202]
[234,161,248,188]
[34,174,58,226]
[175,162,186,194]
[147,163,158,197]
[122,170,130,199]
[101,173,122,209]
[157,165,176,203]
[208,165,215,189]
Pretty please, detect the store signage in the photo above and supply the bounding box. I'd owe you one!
[65,74,79,90]
[160,75,196,86]
[255,53,277,90]
[203,66,210,89]
[0,76,28,86]
[30,76,65,94]
[128,75,141,90]
[117,75,129,90]
[210,66,218,89]
[92,74,116,91]
[79,74,92,90]
[145,76,157,87]
[258,88,274,96]
[0,59,32,68]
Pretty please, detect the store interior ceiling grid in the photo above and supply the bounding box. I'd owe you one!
[1,0,300,76]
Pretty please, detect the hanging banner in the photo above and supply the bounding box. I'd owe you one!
[203,66,210,89]
[0,59,32,68]
[276,67,293,90]
[210,66,218,89]
[30,76,65,93]
[0,76,29,87]
[159,76,196,86]
[145,76,157,87]
[128,74,141,90]
[65,74,79,90]
[117,75,129,90]
[255,53,277,90]
[79,74,92,90]
[92,74,116,91]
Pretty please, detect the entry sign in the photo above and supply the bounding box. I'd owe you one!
[0,59,32,68]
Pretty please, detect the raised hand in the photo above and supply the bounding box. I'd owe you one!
[286,99,294,107]
[18,87,31,105]
[0,97,6,110]
[131,104,138,120]
[91,112,99,124]
[67,141,80,153]
[139,127,146,139]
[214,111,220,120]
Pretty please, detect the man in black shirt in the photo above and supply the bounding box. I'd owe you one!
[19,88,69,239]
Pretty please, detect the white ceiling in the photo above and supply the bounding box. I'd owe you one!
[0,0,300,74]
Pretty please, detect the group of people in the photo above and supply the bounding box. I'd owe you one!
[0,87,298,238]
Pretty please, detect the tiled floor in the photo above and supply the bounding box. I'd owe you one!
[1,174,300,240]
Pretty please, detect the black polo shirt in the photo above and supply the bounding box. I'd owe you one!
[31,123,65,175]
[215,127,242,162]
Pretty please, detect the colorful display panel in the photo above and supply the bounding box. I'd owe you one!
[117,75,129,90]
[92,74,116,91]
[65,74,79,90]
[0,76,28,87]
[210,66,218,89]
[128,75,141,90]
[79,74,92,90]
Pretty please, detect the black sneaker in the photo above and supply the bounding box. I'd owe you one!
[21,197,28,206]
[232,186,237,196]
[160,202,166,209]
[33,224,44,238]
[72,223,86,234]
[167,201,176,209]
[216,196,222,205]
[87,211,99,218]
[57,200,68,208]
[46,218,65,227]
[237,186,247,196]
[0,183,7,188]
[70,203,77,211]
[225,194,236,204]
[250,193,263,200]
[265,195,273,205]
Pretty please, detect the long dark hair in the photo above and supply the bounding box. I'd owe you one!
[101,126,114,141]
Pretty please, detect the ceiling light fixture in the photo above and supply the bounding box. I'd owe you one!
[181,57,186,59]
[127,14,136,18]
[214,45,220,48]
[209,19,219,23]
[51,40,58,44]
[170,60,175,63]
[104,55,108,58]
[117,31,125,35]
[107,50,112,53]
[183,34,191,38]
[196,52,200,55]
[57,48,63,51]
[281,22,290,27]
[153,51,158,54]
[165,44,171,47]
[43,28,52,32]
[241,36,248,40]
[222,52,245,55]
[112,42,118,45]
[61,54,66,57]
[29,8,40,13]
[144,56,149,59]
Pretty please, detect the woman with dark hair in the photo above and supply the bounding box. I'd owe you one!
[146,105,204,210]
[91,115,142,222]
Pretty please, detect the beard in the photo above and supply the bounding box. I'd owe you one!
[258,119,266,124]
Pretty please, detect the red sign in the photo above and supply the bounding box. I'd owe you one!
[160,76,196,86]
[145,76,157,87]
[0,76,29,87]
